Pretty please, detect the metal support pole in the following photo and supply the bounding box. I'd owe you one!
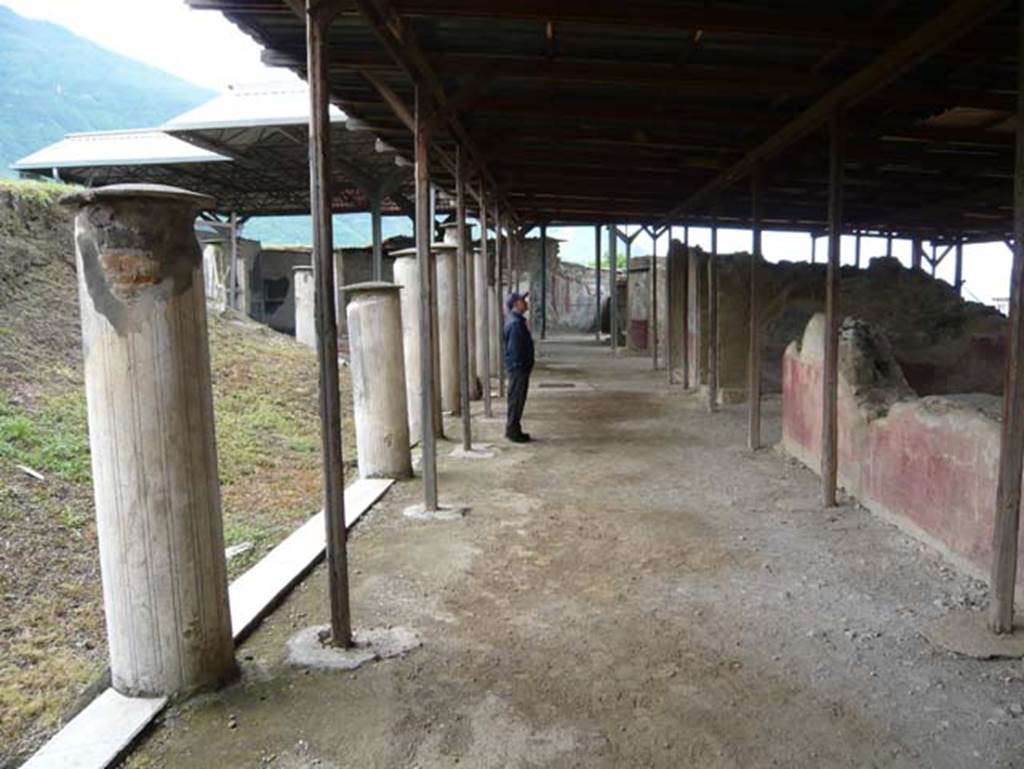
[955,240,964,295]
[415,86,439,510]
[594,224,602,341]
[682,225,691,388]
[912,237,922,270]
[666,226,674,379]
[540,223,548,339]
[823,110,845,507]
[496,209,506,398]
[707,223,718,413]
[371,193,383,281]
[854,231,862,269]
[609,225,619,351]
[651,227,659,369]
[455,149,473,451]
[306,3,351,647]
[989,0,1024,635]
[810,232,816,264]
[932,243,939,277]
[480,187,493,419]
[228,211,239,310]
[886,234,893,258]
[749,171,765,451]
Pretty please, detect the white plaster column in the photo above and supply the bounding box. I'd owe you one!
[434,243,461,413]
[293,265,316,347]
[63,183,234,698]
[202,243,226,311]
[491,284,502,377]
[344,282,413,479]
[392,249,424,443]
[440,222,480,399]
[474,246,490,394]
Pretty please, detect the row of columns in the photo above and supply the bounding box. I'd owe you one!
[61,1,524,702]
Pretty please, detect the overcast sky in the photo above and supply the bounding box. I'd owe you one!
[2,0,1012,307]
[0,0,293,90]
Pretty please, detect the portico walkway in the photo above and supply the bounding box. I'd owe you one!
[128,335,1020,769]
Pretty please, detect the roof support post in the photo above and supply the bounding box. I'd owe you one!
[609,225,619,351]
[665,226,673,378]
[651,226,659,370]
[228,211,239,311]
[540,223,548,339]
[455,148,473,451]
[371,192,384,281]
[823,110,845,507]
[748,171,764,450]
[989,0,1024,636]
[855,231,862,269]
[707,221,719,413]
[682,225,690,388]
[306,0,351,647]
[810,233,816,264]
[912,237,922,270]
[955,239,964,295]
[496,207,506,398]
[415,85,440,510]
[594,225,602,341]
[479,185,493,419]
[886,234,893,258]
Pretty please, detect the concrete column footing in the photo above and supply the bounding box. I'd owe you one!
[286,625,421,671]
[402,503,469,521]
[921,610,1024,659]
[449,444,497,459]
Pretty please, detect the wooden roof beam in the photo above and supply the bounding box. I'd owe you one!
[349,0,513,220]
[664,0,1006,221]
[390,0,912,46]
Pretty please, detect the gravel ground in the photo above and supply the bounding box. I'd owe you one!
[126,336,1024,769]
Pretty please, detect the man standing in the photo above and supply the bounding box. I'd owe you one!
[503,292,534,443]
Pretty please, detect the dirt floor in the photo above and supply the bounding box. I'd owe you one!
[123,335,1024,769]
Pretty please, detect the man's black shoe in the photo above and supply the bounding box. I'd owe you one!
[507,432,530,443]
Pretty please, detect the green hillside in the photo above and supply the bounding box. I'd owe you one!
[0,5,214,176]
[0,6,407,247]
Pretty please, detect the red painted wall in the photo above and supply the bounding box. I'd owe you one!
[782,324,1022,588]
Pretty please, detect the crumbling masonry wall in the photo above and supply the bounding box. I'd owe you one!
[782,313,1024,589]
[690,255,1007,402]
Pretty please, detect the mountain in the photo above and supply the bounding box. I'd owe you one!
[0,5,214,176]
[0,6,407,247]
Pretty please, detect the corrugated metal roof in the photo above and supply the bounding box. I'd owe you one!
[11,129,229,171]
[163,81,346,131]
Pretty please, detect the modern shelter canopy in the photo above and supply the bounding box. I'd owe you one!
[12,82,415,217]
[188,0,1017,240]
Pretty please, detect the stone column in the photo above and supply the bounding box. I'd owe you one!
[434,243,461,413]
[63,184,234,698]
[491,284,502,375]
[391,248,439,443]
[474,246,490,395]
[293,265,316,347]
[344,282,413,479]
[440,222,480,399]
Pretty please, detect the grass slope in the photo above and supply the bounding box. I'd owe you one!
[0,180,355,765]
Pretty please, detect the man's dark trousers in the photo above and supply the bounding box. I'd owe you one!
[506,369,530,438]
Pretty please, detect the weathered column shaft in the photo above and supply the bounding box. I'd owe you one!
[435,244,461,412]
[392,252,423,443]
[293,265,316,347]
[474,246,490,400]
[66,184,234,698]
[345,283,412,479]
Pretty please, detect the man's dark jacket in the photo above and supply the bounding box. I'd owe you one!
[503,311,535,373]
